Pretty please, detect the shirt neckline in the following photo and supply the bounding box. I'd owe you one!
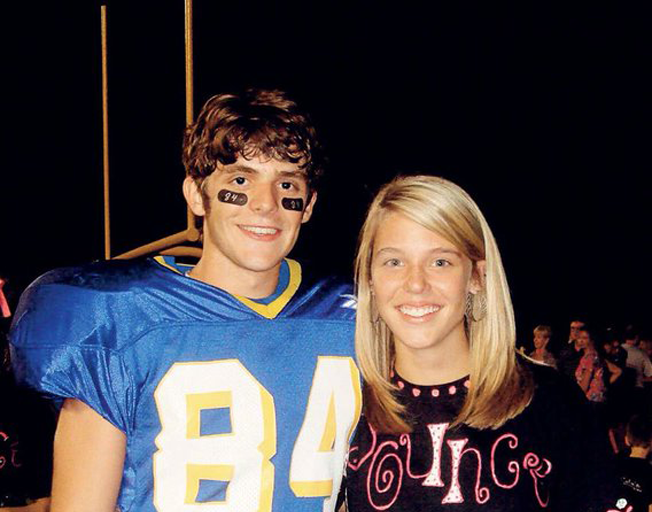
[391,368,470,399]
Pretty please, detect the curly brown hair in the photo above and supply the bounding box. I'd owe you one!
[182,89,325,192]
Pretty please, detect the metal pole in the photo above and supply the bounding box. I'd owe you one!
[114,231,195,260]
[101,5,111,259]
[184,0,195,231]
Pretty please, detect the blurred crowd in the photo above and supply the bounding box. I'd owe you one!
[524,319,652,511]
[525,319,651,453]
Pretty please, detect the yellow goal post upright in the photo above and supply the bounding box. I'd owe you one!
[101,1,202,262]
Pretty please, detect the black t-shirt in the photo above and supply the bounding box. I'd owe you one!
[0,376,56,507]
[345,362,616,512]
[612,456,652,512]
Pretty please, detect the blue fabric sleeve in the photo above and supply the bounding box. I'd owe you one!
[9,276,135,434]
[11,343,133,434]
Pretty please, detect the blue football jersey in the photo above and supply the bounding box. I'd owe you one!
[10,257,361,512]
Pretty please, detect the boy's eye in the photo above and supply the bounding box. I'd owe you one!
[233,176,247,185]
[280,182,295,191]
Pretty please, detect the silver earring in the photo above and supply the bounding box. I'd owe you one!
[370,297,381,327]
[371,303,381,326]
[466,292,486,322]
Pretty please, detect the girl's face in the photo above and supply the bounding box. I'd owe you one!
[576,331,592,350]
[370,212,481,369]
[533,332,550,350]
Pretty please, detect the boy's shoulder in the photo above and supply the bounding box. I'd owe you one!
[287,265,356,321]
[10,258,204,352]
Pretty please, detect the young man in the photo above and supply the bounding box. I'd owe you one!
[557,318,585,379]
[10,89,361,512]
[621,327,652,390]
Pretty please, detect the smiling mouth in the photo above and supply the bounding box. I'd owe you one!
[398,305,441,318]
[239,225,280,236]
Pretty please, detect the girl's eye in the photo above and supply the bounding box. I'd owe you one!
[384,258,402,267]
[233,176,247,186]
[433,259,450,267]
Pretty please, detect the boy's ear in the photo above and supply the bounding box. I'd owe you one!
[183,176,206,217]
[301,191,318,224]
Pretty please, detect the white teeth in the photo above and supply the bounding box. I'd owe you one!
[398,305,440,317]
[242,226,278,235]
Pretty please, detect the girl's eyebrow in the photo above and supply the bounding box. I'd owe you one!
[375,246,461,257]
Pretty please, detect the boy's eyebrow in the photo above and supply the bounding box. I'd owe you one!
[278,168,308,179]
[221,165,307,178]
[223,165,258,175]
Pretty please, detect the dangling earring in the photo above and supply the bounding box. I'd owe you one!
[371,302,381,326]
[370,289,381,327]
[466,292,487,322]
[473,292,487,322]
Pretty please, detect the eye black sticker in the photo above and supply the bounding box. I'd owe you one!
[282,197,304,211]
[218,189,248,206]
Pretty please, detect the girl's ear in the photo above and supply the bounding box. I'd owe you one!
[470,260,486,295]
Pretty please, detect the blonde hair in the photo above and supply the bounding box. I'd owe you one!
[355,175,533,433]
[534,325,552,338]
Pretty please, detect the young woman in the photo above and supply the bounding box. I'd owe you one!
[574,325,607,403]
[529,325,557,368]
[345,175,615,511]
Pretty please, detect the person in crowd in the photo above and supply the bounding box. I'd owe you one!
[603,343,637,453]
[612,414,652,512]
[639,337,652,360]
[604,330,628,367]
[529,324,557,368]
[0,277,12,320]
[344,175,615,511]
[10,89,361,512]
[621,327,652,401]
[605,327,623,353]
[575,325,607,404]
[1,278,56,512]
[639,335,652,407]
[557,319,585,379]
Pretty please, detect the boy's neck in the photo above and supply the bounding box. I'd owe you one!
[189,254,281,299]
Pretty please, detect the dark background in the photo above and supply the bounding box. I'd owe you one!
[2,1,650,351]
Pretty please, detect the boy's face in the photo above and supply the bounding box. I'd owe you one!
[533,332,549,350]
[185,154,316,278]
[569,321,584,340]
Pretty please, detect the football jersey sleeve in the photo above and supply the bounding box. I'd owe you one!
[10,272,135,434]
